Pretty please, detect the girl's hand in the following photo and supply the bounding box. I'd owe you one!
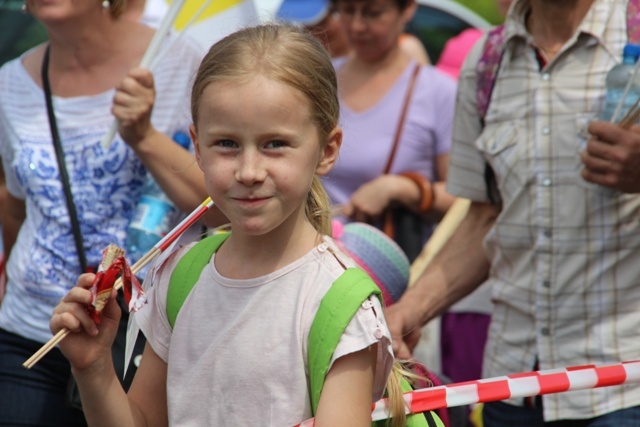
[112,67,157,147]
[50,273,121,372]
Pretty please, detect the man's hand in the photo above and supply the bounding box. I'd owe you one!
[384,300,423,360]
[581,121,640,193]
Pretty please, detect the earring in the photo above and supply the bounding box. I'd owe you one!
[21,2,28,13]
[102,0,110,10]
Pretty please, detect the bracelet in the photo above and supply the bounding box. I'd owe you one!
[399,172,434,213]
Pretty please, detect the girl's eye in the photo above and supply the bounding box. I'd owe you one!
[265,140,287,149]
[215,139,237,148]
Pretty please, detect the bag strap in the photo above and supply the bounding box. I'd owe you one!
[308,268,442,426]
[308,268,381,414]
[383,63,421,174]
[475,24,506,124]
[627,0,640,45]
[166,232,230,329]
[41,45,88,273]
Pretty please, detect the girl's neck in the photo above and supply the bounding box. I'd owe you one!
[215,220,323,280]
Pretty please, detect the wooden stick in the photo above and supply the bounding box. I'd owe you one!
[408,198,471,286]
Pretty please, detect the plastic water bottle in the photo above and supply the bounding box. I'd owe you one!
[600,43,640,122]
[125,131,191,263]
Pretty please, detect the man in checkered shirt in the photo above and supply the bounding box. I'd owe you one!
[386,0,640,425]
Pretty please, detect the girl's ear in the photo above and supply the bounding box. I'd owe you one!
[316,127,342,176]
[190,124,204,171]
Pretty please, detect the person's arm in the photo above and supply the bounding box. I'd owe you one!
[580,120,640,193]
[426,153,456,220]
[113,67,227,226]
[51,275,167,427]
[314,345,377,427]
[384,201,499,359]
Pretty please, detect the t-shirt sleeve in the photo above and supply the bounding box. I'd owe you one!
[329,295,394,401]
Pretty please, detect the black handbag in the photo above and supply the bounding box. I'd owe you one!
[41,45,146,410]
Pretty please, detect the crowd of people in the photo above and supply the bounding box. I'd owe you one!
[1,0,640,426]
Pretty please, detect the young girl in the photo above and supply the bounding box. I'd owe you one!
[50,24,411,426]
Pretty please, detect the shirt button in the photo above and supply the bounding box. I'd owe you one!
[374,329,383,339]
[542,127,551,135]
[543,280,551,288]
[543,229,552,238]
[361,300,374,309]
[541,327,550,336]
[542,73,551,81]
[542,178,552,186]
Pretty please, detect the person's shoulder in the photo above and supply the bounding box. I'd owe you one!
[416,64,457,96]
[0,44,46,107]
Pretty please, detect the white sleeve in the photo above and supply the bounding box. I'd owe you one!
[329,295,395,401]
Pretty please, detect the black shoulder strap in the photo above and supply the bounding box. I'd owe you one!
[41,45,88,272]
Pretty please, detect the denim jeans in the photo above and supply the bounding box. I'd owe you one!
[483,398,640,427]
[0,328,87,426]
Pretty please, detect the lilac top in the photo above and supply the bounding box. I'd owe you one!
[323,59,457,207]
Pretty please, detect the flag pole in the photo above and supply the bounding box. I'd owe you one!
[100,0,188,150]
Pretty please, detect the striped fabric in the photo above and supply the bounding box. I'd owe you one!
[446,0,640,420]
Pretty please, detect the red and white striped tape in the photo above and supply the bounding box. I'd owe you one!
[295,360,640,426]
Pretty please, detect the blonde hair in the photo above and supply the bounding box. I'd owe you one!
[191,24,338,236]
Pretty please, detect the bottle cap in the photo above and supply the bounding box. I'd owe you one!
[172,131,192,149]
[622,43,640,61]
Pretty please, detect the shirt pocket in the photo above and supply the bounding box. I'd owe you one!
[474,120,524,198]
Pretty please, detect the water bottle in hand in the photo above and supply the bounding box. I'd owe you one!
[600,43,640,122]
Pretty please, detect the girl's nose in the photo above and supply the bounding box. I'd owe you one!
[235,151,266,185]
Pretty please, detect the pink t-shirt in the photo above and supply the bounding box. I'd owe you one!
[436,28,484,80]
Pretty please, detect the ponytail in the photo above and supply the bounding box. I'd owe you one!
[306,176,333,237]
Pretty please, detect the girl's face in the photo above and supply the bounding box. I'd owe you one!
[335,0,415,62]
[192,74,341,237]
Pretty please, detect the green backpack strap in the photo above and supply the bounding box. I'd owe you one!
[166,232,230,329]
[308,268,381,414]
[308,268,443,427]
